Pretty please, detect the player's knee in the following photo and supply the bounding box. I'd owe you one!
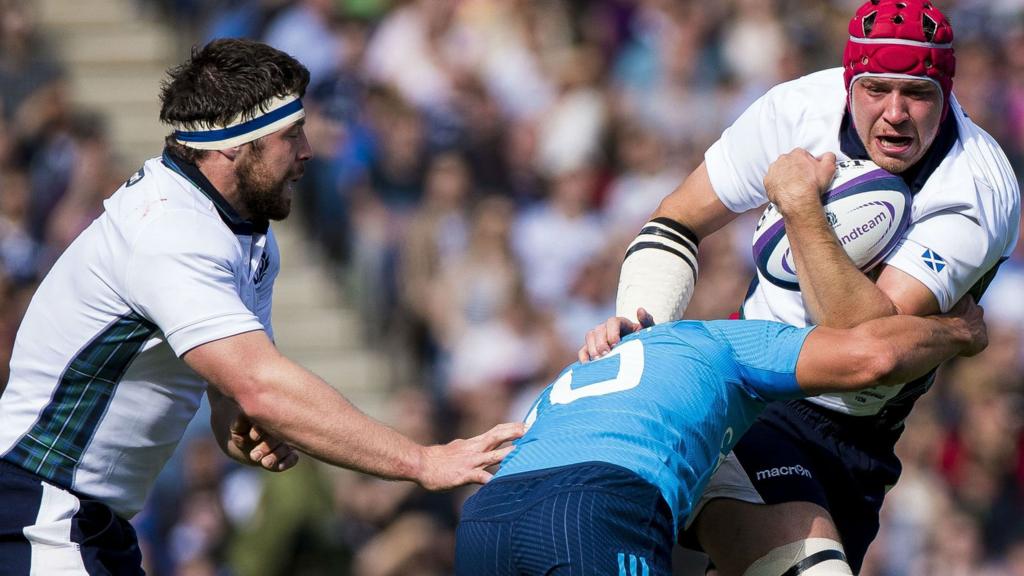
[742,538,853,576]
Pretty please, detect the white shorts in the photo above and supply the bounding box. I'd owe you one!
[684,452,763,530]
[0,459,143,575]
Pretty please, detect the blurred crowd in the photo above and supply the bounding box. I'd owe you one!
[3,0,1024,574]
[0,0,128,386]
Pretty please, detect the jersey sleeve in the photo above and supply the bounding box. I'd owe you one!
[125,210,265,357]
[883,203,1017,313]
[704,87,787,213]
[703,320,815,401]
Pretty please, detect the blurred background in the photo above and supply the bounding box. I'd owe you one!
[1,0,1023,574]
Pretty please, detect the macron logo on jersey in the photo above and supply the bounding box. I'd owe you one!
[755,464,813,482]
[922,249,947,273]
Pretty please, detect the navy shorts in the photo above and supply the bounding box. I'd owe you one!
[727,400,902,573]
[0,459,144,576]
[456,462,673,575]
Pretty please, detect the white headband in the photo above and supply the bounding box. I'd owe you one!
[173,94,305,150]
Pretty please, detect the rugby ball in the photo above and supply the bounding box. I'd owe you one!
[752,159,911,291]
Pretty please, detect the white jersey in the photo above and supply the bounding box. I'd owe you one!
[705,67,1020,418]
[0,153,279,518]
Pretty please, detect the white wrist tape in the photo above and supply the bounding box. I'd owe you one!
[616,218,698,324]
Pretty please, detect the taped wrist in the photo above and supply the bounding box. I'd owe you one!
[616,217,699,324]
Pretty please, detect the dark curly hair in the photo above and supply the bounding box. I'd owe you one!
[159,38,310,162]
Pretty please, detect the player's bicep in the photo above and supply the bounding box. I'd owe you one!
[706,320,812,401]
[184,329,279,400]
[881,210,1009,313]
[873,264,941,316]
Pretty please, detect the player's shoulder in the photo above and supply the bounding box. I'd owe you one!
[652,320,724,355]
[736,68,846,144]
[948,97,1021,210]
[769,68,845,94]
[762,68,846,115]
[116,157,239,257]
[914,98,1021,237]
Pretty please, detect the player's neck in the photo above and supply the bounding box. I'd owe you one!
[196,156,250,221]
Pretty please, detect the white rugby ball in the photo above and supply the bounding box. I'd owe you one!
[751,159,912,291]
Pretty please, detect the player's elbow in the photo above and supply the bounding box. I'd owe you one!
[796,328,902,395]
[185,331,285,422]
[211,357,280,425]
[839,336,898,390]
[230,370,279,424]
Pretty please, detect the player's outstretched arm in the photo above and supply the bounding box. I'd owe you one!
[796,296,987,393]
[184,330,524,489]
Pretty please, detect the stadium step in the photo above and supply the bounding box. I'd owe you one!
[52,25,177,66]
[271,218,395,409]
[36,0,176,168]
[68,68,167,106]
[37,0,134,28]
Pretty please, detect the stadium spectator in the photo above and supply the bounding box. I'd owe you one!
[263,0,344,86]
[512,166,606,310]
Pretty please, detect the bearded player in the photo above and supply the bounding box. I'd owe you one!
[0,40,522,574]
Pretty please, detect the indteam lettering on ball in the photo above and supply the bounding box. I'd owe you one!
[752,159,913,291]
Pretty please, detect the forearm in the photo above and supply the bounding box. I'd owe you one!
[187,331,520,490]
[855,314,970,386]
[784,206,897,327]
[237,356,424,482]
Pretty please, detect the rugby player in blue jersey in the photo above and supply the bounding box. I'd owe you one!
[455,299,986,575]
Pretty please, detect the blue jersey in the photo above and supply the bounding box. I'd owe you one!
[495,320,815,530]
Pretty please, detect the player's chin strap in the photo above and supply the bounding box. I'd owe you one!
[743,538,853,576]
[616,217,699,324]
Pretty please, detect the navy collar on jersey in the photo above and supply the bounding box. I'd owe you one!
[161,149,269,235]
[838,108,959,195]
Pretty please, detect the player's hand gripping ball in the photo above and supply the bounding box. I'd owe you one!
[752,159,912,290]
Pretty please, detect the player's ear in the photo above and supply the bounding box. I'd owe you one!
[219,146,242,161]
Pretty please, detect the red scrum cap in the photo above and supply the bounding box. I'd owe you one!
[843,0,956,119]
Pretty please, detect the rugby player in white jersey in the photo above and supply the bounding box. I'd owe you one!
[0,39,522,575]
[580,1,1020,574]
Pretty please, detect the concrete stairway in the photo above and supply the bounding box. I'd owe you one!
[270,222,392,419]
[36,0,179,169]
[34,0,393,419]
